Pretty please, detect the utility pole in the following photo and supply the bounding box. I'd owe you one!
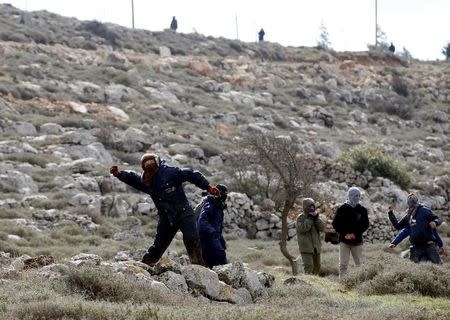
[375,0,378,48]
[235,13,239,40]
[131,0,135,29]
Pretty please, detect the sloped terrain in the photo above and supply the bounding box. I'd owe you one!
[0,3,450,319]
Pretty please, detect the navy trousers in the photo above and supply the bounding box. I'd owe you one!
[142,214,203,265]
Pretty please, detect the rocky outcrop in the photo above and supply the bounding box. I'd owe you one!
[0,251,273,305]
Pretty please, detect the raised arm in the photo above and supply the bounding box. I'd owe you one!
[174,167,210,190]
[115,169,147,193]
[388,211,409,230]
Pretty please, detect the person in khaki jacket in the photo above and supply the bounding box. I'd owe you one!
[296,198,325,275]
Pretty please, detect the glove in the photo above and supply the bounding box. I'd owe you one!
[207,186,220,196]
[110,166,120,177]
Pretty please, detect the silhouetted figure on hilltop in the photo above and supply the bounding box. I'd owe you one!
[258,28,265,42]
[445,43,450,60]
[170,16,178,32]
[389,42,395,54]
[19,12,31,25]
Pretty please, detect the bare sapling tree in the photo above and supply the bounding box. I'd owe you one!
[230,133,316,275]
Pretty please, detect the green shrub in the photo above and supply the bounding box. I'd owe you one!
[339,145,411,189]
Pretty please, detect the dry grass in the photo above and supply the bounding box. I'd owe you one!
[0,236,449,319]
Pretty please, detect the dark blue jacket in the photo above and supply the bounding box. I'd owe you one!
[198,196,227,268]
[118,160,210,223]
[389,205,441,246]
[391,227,443,247]
[198,196,226,248]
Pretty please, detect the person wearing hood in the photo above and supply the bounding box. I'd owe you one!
[296,198,326,275]
[332,187,369,280]
[110,153,220,266]
[198,184,229,268]
[388,193,442,264]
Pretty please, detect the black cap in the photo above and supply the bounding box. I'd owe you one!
[216,184,228,194]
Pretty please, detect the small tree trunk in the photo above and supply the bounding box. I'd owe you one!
[278,199,300,275]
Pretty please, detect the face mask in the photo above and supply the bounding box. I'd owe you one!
[308,205,316,213]
[407,195,418,207]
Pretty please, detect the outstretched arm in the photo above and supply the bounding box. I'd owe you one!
[111,166,147,193]
[391,228,410,246]
[174,167,210,190]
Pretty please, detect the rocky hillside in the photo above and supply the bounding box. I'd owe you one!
[0,3,449,249]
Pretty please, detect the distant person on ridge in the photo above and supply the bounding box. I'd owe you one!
[389,42,395,54]
[110,153,220,266]
[258,28,265,42]
[170,16,178,32]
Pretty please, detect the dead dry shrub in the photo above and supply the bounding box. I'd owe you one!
[391,71,409,97]
[4,300,161,320]
[63,266,184,304]
[370,97,415,120]
[342,254,450,297]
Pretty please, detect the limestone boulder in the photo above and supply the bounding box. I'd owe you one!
[181,265,221,299]
[157,271,189,293]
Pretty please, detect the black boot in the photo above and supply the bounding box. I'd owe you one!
[186,244,205,266]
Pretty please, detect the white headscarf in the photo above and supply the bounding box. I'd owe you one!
[346,187,361,208]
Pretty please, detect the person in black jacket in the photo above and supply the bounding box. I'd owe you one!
[388,193,442,264]
[332,187,369,280]
[110,153,219,266]
[170,16,178,32]
[198,184,229,268]
[258,28,265,42]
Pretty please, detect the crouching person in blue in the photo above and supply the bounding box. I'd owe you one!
[198,184,228,268]
[388,193,443,264]
[110,153,220,266]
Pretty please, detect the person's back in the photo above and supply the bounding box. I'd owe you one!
[198,184,228,268]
